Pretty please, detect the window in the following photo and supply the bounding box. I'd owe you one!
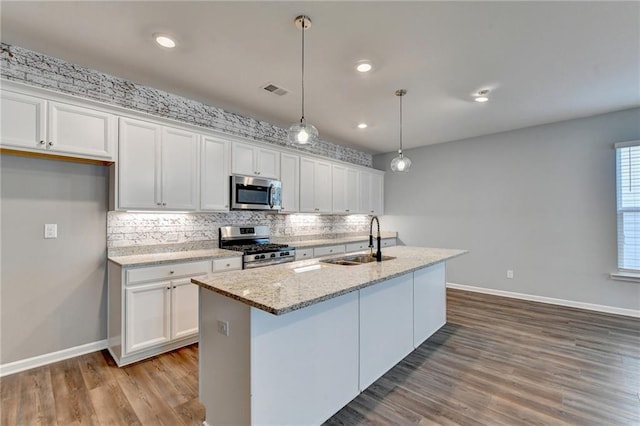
[615,140,640,272]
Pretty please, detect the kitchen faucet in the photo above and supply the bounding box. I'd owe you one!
[369,216,383,262]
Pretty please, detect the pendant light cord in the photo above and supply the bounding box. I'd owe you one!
[399,93,403,153]
[301,18,305,122]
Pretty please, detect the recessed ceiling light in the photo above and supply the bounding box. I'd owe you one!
[355,60,373,73]
[474,89,490,102]
[154,34,176,48]
[357,123,368,129]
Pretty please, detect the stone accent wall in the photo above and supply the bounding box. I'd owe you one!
[0,43,372,167]
[107,211,371,249]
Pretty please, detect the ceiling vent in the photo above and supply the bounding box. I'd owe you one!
[262,83,288,96]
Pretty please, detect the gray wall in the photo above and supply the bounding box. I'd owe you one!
[375,108,640,311]
[1,155,109,364]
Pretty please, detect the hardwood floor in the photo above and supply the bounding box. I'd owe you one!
[2,289,638,425]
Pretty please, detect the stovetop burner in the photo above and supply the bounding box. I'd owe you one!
[219,225,296,269]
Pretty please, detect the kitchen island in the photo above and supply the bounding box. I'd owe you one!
[192,246,466,426]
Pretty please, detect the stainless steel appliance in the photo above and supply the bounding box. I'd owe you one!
[230,175,282,211]
[219,225,295,269]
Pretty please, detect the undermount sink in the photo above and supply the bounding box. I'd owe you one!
[320,254,396,266]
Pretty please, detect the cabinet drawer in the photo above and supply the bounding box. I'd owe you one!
[295,248,314,260]
[346,241,369,253]
[381,238,397,248]
[126,260,212,285]
[213,257,242,272]
[314,245,346,257]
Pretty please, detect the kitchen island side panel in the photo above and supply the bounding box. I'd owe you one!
[199,288,252,426]
[250,290,360,426]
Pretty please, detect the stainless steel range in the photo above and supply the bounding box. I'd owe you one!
[219,225,296,269]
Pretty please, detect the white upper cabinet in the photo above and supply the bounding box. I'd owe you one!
[0,90,116,161]
[332,165,360,214]
[359,170,384,215]
[118,118,161,209]
[0,91,46,150]
[201,136,230,211]
[300,157,332,213]
[48,101,115,159]
[280,153,300,213]
[118,117,198,210]
[232,142,280,179]
[161,127,199,209]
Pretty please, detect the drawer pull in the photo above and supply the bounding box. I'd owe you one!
[169,270,175,274]
[226,263,230,267]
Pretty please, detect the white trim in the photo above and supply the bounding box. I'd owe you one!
[446,282,640,318]
[610,272,640,283]
[614,140,640,149]
[0,339,108,377]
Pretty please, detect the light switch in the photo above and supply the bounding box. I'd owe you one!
[44,224,57,239]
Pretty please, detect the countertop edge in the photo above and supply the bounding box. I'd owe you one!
[108,250,242,267]
[192,248,467,316]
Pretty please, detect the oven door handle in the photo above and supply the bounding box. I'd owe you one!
[268,184,275,209]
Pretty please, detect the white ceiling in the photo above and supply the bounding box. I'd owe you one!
[2,1,638,154]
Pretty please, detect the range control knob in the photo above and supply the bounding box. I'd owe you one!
[254,255,260,260]
[260,255,266,259]
[270,253,276,258]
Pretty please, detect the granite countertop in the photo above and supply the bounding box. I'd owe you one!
[192,246,467,316]
[108,248,242,267]
[281,231,397,249]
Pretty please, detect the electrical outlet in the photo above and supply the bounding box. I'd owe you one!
[44,224,57,239]
[507,270,514,279]
[217,320,230,336]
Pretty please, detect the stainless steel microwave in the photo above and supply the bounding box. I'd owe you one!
[230,175,282,211]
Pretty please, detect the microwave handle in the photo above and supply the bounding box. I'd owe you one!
[268,184,274,209]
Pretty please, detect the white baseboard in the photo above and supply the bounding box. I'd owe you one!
[0,339,108,377]
[446,282,640,318]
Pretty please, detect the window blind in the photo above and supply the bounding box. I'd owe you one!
[615,140,640,271]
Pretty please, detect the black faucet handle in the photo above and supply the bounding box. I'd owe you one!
[369,234,374,248]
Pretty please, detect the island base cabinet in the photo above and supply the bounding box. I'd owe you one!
[199,289,360,426]
[413,263,447,347]
[359,273,414,390]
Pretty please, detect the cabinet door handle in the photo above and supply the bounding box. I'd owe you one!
[345,209,350,212]
[169,270,175,274]
[39,140,45,145]
[173,285,177,289]
[162,203,167,206]
[226,263,230,267]
[48,141,54,147]
[314,208,320,211]
[370,210,374,213]
[329,249,333,253]
[166,286,171,290]
[157,202,162,206]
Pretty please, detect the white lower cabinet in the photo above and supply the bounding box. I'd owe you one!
[313,244,345,257]
[359,273,414,390]
[108,257,240,366]
[125,281,171,353]
[413,262,446,347]
[295,248,314,261]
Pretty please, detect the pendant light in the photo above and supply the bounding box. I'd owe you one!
[390,89,412,172]
[288,15,318,145]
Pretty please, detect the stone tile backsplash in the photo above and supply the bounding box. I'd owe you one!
[107,211,371,249]
[0,43,372,167]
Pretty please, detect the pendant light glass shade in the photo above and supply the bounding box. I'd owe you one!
[288,15,318,145]
[391,89,411,172]
[391,151,412,172]
[288,119,318,145]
